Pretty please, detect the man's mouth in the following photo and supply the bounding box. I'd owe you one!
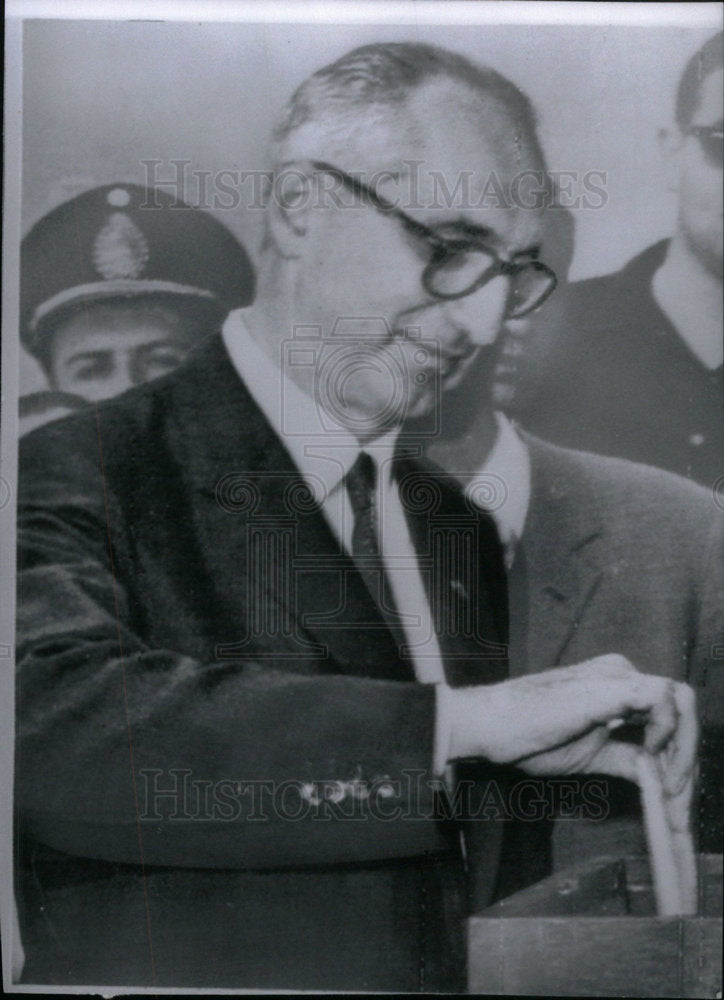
[438,348,477,382]
[390,328,478,386]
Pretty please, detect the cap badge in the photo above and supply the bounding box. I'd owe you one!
[106,187,132,207]
[92,211,149,280]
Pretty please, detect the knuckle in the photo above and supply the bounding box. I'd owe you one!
[611,653,635,673]
[598,653,634,676]
[678,682,696,708]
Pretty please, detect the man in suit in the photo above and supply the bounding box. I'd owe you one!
[15,43,697,991]
[422,381,723,890]
[510,32,723,488]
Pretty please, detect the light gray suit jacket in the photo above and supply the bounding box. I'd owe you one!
[506,435,723,870]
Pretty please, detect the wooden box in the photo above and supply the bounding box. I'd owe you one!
[468,853,722,997]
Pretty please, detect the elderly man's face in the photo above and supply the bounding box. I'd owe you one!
[288,80,545,439]
[677,68,723,276]
[47,300,199,401]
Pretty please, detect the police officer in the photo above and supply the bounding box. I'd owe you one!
[21,183,255,402]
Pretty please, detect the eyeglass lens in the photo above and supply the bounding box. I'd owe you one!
[507,266,552,318]
[430,249,495,296]
[430,249,552,317]
[691,127,724,167]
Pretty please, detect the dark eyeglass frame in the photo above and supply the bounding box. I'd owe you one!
[685,125,724,166]
[310,160,557,319]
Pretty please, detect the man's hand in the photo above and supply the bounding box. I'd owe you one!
[446,654,698,798]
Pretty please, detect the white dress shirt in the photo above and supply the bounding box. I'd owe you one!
[464,411,531,566]
[221,310,532,770]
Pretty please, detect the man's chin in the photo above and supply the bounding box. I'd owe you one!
[404,346,497,437]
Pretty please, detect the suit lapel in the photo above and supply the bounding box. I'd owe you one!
[167,336,412,680]
[510,435,604,674]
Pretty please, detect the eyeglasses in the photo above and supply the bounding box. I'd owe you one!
[311,161,557,319]
[685,125,723,168]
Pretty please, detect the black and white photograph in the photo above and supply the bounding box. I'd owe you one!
[2,1,722,993]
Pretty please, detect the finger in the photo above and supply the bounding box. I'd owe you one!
[662,683,698,798]
[662,772,694,834]
[643,681,678,755]
[656,751,698,915]
[636,753,684,915]
[658,748,697,832]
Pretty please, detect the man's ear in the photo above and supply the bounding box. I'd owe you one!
[266,167,314,259]
[658,127,684,194]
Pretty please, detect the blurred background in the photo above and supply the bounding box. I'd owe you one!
[16,14,721,391]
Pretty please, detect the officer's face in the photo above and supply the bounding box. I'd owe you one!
[47,301,197,401]
[677,69,723,276]
[288,80,546,440]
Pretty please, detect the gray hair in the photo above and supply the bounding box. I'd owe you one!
[269,42,547,169]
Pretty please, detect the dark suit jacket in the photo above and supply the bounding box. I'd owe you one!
[15,334,509,990]
[511,242,723,489]
[497,435,724,892]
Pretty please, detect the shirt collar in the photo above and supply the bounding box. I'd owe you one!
[464,411,531,548]
[221,309,400,497]
[651,247,723,370]
[222,310,530,538]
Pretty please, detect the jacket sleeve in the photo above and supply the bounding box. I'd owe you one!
[15,424,448,871]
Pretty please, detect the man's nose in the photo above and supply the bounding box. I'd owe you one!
[439,275,510,348]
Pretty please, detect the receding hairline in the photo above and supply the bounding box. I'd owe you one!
[269,42,546,170]
[289,82,542,167]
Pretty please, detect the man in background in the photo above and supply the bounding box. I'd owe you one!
[510,32,722,488]
[21,182,256,403]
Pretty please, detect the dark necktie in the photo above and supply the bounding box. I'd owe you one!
[345,451,409,658]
